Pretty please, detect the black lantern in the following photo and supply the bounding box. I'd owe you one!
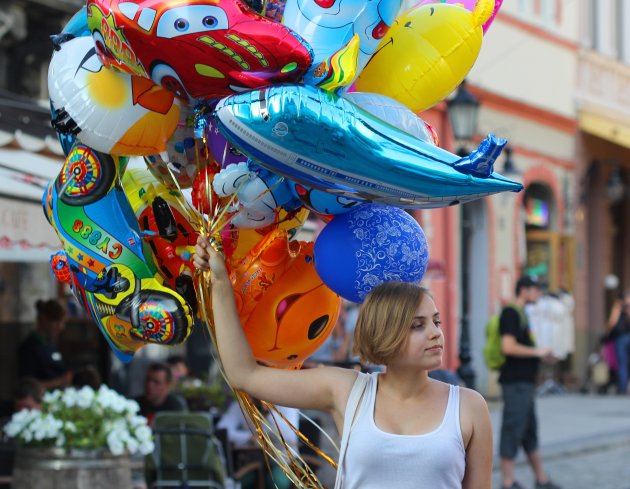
[446,80,480,142]
[502,146,520,176]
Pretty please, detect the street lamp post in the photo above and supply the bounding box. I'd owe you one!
[446,81,479,390]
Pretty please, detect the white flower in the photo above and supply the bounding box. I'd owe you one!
[139,440,155,455]
[43,390,61,404]
[5,383,153,455]
[134,425,152,443]
[124,399,140,415]
[75,386,95,408]
[55,433,65,448]
[97,386,127,413]
[107,430,125,456]
[62,388,79,408]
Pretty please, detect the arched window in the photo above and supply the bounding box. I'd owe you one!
[523,183,559,288]
[524,183,555,231]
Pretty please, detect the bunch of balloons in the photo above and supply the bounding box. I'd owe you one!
[44,0,516,365]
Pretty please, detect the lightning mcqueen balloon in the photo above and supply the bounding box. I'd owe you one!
[86,0,314,102]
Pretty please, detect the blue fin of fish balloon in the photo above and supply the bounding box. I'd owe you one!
[453,134,507,178]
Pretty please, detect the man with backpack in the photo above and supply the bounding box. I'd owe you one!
[498,275,560,489]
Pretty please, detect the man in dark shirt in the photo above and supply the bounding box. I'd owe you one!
[18,299,71,390]
[498,276,558,489]
[136,362,187,426]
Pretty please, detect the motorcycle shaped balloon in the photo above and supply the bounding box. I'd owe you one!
[43,143,194,362]
[122,168,200,313]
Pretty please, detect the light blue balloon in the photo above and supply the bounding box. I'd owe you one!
[314,204,429,303]
[282,0,403,79]
[214,84,522,209]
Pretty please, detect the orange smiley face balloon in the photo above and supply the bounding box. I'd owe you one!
[230,229,299,322]
[242,241,341,368]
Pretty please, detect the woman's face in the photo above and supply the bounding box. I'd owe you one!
[394,295,443,370]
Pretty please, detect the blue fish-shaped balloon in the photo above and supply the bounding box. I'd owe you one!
[214,84,522,208]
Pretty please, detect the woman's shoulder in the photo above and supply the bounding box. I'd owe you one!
[458,386,489,415]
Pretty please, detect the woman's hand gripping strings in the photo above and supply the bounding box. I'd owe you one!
[192,234,357,425]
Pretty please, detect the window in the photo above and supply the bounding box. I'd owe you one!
[540,0,558,28]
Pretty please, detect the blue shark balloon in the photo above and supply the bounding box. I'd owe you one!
[213,84,522,209]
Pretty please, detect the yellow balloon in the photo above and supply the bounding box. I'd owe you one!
[355,0,494,112]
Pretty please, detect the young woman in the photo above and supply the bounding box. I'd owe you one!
[193,236,493,489]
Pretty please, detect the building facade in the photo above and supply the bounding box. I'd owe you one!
[2,0,622,398]
[574,0,630,385]
[420,1,581,395]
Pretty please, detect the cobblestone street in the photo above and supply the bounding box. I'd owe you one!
[493,441,630,489]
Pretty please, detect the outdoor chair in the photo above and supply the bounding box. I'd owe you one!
[145,411,228,489]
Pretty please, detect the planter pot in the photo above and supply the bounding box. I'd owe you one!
[11,448,132,489]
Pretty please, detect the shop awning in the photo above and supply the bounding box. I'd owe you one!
[579,109,630,150]
[0,148,62,262]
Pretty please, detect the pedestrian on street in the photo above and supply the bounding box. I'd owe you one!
[194,237,493,489]
[498,275,560,489]
[606,291,630,395]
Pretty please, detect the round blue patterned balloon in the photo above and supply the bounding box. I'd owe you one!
[314,204,429,303]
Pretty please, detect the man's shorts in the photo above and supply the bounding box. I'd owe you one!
[499,382,538,459]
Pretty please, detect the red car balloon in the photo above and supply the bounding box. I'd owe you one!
[86,0,313,101]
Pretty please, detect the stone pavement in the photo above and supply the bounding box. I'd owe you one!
[489,393,630,489]
[488,393,630,463]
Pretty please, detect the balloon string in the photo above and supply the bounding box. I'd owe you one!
[194,274,334,488]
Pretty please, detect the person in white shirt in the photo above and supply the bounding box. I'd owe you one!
[194,237,492,489]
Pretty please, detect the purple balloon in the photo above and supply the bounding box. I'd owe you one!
[204,115,247,168]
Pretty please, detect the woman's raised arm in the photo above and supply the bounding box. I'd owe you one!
[193,235,357,416]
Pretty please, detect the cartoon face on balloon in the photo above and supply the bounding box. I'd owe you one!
[355,0,494,112]
[242,242,341,368]
[282,0,402,74]
[87,0,313,101]
[48,36,181,156]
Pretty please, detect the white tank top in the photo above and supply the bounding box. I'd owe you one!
[340,373,466,489]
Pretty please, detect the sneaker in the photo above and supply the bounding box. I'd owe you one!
[502,482,526,489]
[536,480,562,489]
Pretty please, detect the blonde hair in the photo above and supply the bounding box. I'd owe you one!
[352,282,430,365]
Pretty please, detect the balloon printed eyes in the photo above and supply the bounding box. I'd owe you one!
[202,16,218,28]
[308,315,329,340]
[174,18,189,32]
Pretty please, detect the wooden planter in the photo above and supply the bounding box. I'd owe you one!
[11,448,132,489]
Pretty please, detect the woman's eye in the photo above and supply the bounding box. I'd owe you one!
[411,322,424,330]
[434,320,442,328]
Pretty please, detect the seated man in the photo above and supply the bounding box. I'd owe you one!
[135,362,187,425]
[218,398,299,489]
